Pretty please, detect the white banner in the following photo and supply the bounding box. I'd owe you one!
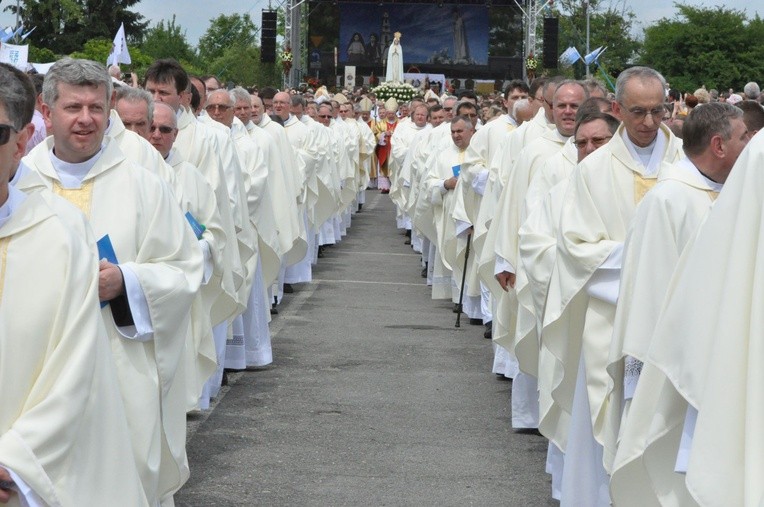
[344,65,356,89]
[0,43,29,70]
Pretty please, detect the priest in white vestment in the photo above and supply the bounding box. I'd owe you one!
[23,58,203,506]
[116,92,231,411]
[147,102,235,410]
[607,103,750,506]
[145,60,244,321]
[390,104,428,232]
[205,90,275,369]
[421,116,475,302]
[475,80,554,378]
[516,110,622,500]
[540,67,683,506]
[491,82,588,424]
[0,62,149,507]
[642,129,763,507]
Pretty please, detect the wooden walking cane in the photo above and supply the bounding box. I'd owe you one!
[455,232,471,328]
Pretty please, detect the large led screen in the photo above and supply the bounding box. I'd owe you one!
[339,3,490,66]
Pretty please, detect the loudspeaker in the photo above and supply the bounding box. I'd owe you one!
[261,11,277,63]
[543,17,559,69]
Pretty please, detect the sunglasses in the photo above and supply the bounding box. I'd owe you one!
[0,123,18,145]
[150,125,174,134]
[205,104,231,112]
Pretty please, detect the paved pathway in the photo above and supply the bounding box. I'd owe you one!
[176,193,554,506]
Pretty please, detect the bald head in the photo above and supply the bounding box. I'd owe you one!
[205,89,234,127]
[273,91,291,121]
[150,102,179,158]
[251,95,265,124]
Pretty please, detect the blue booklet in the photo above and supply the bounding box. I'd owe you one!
[96,234,118,308]
[185,212,206,239]
[452,164,461,178]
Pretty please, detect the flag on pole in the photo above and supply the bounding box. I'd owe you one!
[584,46,606,66]
[107,23,131,66]
[21,27,36,41]
[0,26,16,43]
[559,46,582,67]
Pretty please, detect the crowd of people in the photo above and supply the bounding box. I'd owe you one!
[1,52,764,506]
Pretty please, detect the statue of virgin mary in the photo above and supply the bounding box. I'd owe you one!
[385,32,404,83]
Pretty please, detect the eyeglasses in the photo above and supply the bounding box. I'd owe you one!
[205,104,231,112]
[619,103,666,120]
[574,135,613,149]
[150,125,174,134]
[318,114,332,119]
[0,123,18,146]
[443,107,453,112]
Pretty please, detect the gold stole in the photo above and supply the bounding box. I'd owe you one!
[53,180,95,218]
[633,173,657,204]
[706,190,720,201]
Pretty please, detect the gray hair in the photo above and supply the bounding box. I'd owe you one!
[0,63,35,130]
[153,102,177,128]
[292,94,307,108]
[208,88,233,105]
[115,86,154,124]
[43,58,112,106]
[614,66,666,103]
[582,78,608,98]
[682,102,743,157]
[743,82,760,100]
[512,98,531,119]
[451,115,475,130]
[229,86,251,105]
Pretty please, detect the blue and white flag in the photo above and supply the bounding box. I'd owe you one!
[559,46,582,67]
[584,46,606,66]
[0,26,15,43]
[21,27,36,41]
[107,23,131,66]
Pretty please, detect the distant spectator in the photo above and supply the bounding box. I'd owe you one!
[743,81,760,100]
[694,88,710,104]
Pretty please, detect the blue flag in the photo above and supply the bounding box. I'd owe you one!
[559,47,582,67]
[584,46,605,66]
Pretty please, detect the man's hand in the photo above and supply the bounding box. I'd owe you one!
[444,176,459,190]
[99,260,124,301]
[0,467,15,503]
[496,271,516,291]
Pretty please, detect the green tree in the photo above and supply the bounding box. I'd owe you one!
[141,15,196,63]
[206,44,281,88]
[640,4,764,92]
[69,37,153,76]
[552,0,640,74]
[198,13,259,64]
[6,0,147,54]
[489,5,524,57]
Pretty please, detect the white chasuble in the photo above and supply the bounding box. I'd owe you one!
[0,189,148,506]
[22,138,203,503]
[539,124,683,455]
[608,158,718,507]
[646,132,764,507]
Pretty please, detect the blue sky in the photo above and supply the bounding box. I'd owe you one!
[0,1,758,48]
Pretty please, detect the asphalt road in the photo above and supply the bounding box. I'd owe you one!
[176,192,555,506]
